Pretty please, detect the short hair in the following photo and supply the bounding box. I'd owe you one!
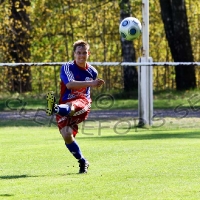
[73,40,90,52]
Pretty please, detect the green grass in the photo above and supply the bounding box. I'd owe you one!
[1,89,200,111]
[1,90,200,199]
[1,121,200,200]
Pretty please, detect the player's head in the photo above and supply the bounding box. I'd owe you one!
[73,40,90,67]
[73,40,90,52]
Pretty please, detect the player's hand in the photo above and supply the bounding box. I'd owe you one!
[92,78,105,87]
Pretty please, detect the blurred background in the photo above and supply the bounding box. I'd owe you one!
[0,0,199,99]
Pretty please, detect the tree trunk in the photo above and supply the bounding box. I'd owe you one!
[119,0,138,94]
[159,0,196,90]
[8,0,31,92]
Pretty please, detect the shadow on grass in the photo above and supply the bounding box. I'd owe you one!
[79,131,200,141]
[0,194,14,197]
[0,175,30,179]
[0,173,81,180]
[0,119,57,127]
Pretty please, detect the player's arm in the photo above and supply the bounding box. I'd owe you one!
[66,79,105,89]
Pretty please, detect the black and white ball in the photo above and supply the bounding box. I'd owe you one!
[119,17,142,41]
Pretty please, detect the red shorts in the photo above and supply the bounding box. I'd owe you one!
[56,97,91,137]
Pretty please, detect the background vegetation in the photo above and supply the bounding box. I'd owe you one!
[0,0,200,95]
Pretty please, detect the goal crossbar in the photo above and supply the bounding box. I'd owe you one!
[0,62,200,67]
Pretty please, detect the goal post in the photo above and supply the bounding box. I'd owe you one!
[138,57,153,126]
[138,0,153,126]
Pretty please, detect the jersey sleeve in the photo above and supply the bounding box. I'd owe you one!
[94,70,98,80]
[60,63,75,85]
[89,65,98,80]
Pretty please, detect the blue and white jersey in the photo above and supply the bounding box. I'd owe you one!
[59,60,98,103]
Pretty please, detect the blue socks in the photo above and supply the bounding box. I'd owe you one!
[55,104,71,116]
[66,141,86,162]
[58,105,86,162]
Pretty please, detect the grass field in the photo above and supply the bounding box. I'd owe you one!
[1,89,200,111]
[1,90,200,199]
[1,119,200,200]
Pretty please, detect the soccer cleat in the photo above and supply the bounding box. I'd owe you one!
[78,160,89,174]
[46,91,56,116]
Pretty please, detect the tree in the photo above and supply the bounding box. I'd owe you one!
[119,0,138,94]
[159,0,196,90]
[0,0,199,94]
[8,0,31,92]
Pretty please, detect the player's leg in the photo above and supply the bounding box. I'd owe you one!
[54,97,90,173]
[60,125,89,174]
[55,96,91,118]
[46,91,74,116]
[54,103,75,116]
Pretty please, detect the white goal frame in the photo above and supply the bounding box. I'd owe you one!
[138,0,152,126]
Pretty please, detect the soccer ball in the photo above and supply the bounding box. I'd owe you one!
[119,17,142,41]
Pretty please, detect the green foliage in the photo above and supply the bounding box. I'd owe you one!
[0,0,200,93]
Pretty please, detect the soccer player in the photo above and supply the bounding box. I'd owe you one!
[46,40,105,173]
